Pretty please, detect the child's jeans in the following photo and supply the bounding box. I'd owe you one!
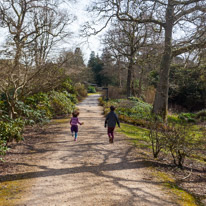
[108,127,115,140]
[71,125,78,139]
[71,125,78,133]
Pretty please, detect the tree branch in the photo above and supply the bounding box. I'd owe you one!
[116,14,166,28]
[172,41,206,57]
[173,0,203,6]
[174,5,206,21]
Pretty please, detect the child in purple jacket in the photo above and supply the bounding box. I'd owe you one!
[105,106,120,143]
[70,111,83,141]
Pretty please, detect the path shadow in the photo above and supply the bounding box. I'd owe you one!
[0,94,179,205]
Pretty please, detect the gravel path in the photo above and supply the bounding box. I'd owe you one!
[12,94,177,206]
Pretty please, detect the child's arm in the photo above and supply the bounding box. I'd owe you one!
[115,114,120,127]
[105,115,108,128]
[77,118,84,125]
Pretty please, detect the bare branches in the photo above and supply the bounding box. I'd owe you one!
[113,0,166,27]
[173,0,204,6]
[172,41,206,57]
[174,4,206,22]
[0,0,75,118]
[116,14,166,28]
[81,15,115,37]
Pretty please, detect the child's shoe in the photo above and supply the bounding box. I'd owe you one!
[74,138,77,141]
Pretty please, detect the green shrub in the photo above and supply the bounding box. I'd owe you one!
[15,101,50,125]
[61,78,76,94]
[178,113,196,123]
[25,93,52,119]
[116,99,152,121]
[49,91,75,116]
[0,99,7,114]
[196,109,206,121]
[88,86,96,93]
[0,139,8,160]
[128,96,143,102]
[167,115,182,124]
[0,118,25,160]
[0,119,24,144]
[62,91,78,104]
[101,98,153,128]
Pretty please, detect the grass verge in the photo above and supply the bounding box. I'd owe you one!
[117,122,202,206]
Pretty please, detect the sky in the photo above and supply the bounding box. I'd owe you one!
[61,0,104,63]
[0,0,103,64]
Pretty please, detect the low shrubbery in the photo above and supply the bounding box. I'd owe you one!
[100,97,153,128]
[25,92,53,120]
[164,124,198,168]
[0,118,25,160]
[178,113,196,123]
[87,86,96,93]
[168,110,206,124]
[100,97,205,168]
[16,100,50,125]
[148,118,166,158]
[0,118,24,144]
[148,119,200,168]
[0,78,87,159]
[196,109,206,121]
[49,91,75,116]
[100,96,205,127]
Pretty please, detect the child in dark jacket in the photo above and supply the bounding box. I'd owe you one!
[105,106,120,143]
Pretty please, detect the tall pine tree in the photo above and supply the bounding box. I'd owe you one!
[88,52,104,86]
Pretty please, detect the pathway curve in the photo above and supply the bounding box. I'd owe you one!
[3,94,177,206]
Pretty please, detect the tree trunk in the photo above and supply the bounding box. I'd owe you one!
[131,67,136,96]
[127,58,134,98]
[119,70,122,88]
[6,93,16,119]
[118,59,122,88]
[138,66,144,97]
[153,0,174,121]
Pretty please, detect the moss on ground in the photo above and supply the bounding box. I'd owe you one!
[118,122,201,206]
[152,170,199,206]
[0,180,29,206]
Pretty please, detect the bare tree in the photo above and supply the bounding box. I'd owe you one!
[103,21,155,97]
[84,0,206,120]
[0,0,74,118]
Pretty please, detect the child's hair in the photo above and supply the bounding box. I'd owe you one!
[72,111,79,117]
[110,106,115,111]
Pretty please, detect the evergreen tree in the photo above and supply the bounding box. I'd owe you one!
[88,52,104,86]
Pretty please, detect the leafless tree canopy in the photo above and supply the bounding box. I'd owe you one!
[85,0,206,120]
[0,0,75,118]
